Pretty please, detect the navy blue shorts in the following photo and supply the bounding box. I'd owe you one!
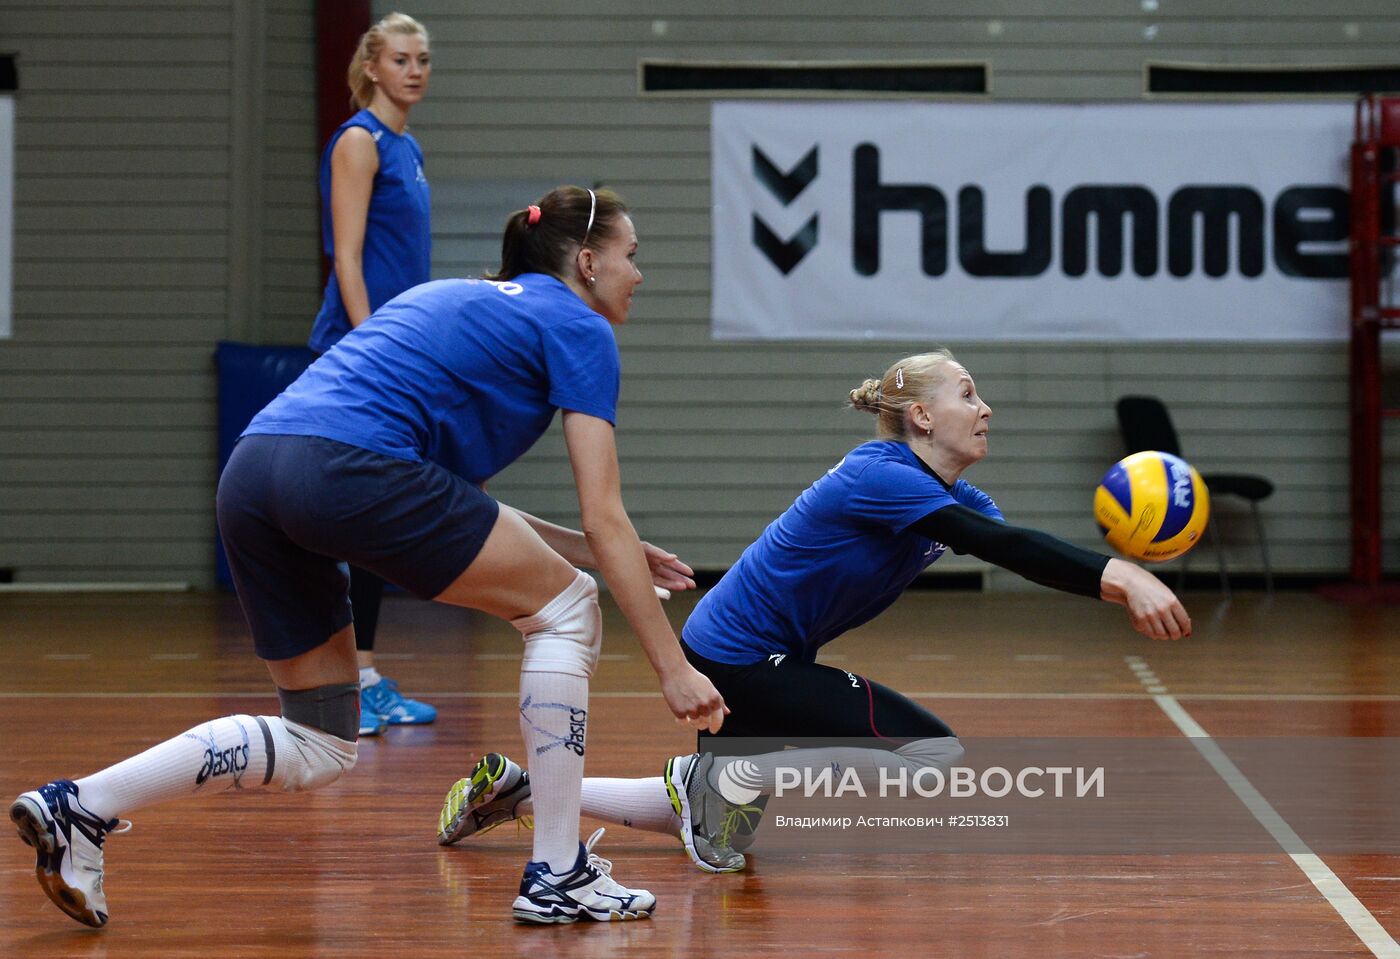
[216,434,500,661]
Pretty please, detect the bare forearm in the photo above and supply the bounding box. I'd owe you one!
[584,512,688,675]
[507,507,594,568]
[335,255,372,326]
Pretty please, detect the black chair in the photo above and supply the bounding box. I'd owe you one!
[1115,395,1274,595]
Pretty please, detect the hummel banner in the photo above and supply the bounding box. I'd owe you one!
[711,101,1357,341]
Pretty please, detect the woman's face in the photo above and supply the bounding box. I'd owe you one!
[583,215,643,324]
[370,34,431,109]
[921,363,993,465]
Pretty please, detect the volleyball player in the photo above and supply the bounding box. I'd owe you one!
[312,13,437,734]
[437,350,1189,873]
[10,186,726,927]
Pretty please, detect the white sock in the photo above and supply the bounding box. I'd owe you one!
[570,777,679,835]
[359,666,382,688]
[518,672,588,872]
[74,715,276,821]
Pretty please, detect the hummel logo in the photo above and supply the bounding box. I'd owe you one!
[769,653,786,667]
[752,145,818,275]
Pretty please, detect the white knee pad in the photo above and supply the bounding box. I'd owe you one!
[258,716,358,793]
[513,570,602,678]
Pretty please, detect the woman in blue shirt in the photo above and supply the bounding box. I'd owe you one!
[439,350,1190,875]
[312,11,436,733]
[11,187,725,928]
[314,13,436,733]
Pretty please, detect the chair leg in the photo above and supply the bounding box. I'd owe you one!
[1207,516,1231,599]
[1250,500,1273,596]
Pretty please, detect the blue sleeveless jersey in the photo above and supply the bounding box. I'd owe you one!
[309,109,432,354]
[248,274,619,484]
[683,441,1003,665]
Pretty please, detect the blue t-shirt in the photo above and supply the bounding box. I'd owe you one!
[247,274,620,484]
[683,440,1003,665]
[309,109,432,354]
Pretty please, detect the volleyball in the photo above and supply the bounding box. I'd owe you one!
[1095,451,1210,562]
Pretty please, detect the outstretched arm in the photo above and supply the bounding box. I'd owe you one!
[562,411,726,728]
[913,505,1191,640]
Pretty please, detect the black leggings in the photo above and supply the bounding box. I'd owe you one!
[684,641,954,750]
[350,566,385,652]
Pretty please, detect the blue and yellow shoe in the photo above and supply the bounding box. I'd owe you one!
[361,676,437,726]
[438,752,532,845]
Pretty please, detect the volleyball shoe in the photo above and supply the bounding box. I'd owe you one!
[664,753,748,873]
[512,827,654,924]
[437,752,532,845]
[10,779,131,928]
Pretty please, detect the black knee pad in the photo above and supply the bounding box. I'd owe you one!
[277,682,360,741]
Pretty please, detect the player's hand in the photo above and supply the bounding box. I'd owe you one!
[659,664,728,733]
[1102,558,1191,640]
[641,541,696,594]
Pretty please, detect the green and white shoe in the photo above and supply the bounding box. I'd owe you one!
[438,752,532,845]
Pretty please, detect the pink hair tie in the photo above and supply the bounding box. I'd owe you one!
[526,205,542,226]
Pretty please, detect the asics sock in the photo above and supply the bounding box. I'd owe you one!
[517,672,589,872]
[73,715,275,820]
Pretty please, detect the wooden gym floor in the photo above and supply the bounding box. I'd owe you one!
[1,587,1398,958]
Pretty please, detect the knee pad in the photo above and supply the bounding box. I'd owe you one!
[258,715,358,793]
[513,570,602,678]
[277,682,360,741]
[894,736,965,772]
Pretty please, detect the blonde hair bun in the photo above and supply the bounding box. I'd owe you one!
[847,350,958,439]
[849,378,883,413]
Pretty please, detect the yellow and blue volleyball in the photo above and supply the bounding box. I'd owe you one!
[1094,451,1210,563]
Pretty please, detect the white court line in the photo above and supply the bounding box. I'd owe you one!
[0,689,1396,703]
[0,690,1191,701]
[1014,654,1064,662]
[908,654,956,661]
[1181,693,1400,702]
[1136,669,1400,957]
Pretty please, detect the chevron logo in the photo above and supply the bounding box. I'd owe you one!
[752,145,819,274]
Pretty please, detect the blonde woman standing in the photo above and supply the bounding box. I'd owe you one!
[311,13,436,733]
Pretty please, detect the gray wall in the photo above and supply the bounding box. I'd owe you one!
[0,0,318,584]
[0,0,1395,586]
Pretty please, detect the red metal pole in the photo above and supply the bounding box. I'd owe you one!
[316,1,373,283]
[317,0,372,154]
[1349,97,1383,585]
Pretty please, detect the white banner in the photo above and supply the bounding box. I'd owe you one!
[711,101,1355,341]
